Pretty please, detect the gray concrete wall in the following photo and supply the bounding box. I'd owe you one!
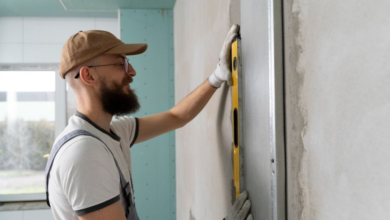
[284,0,390,219]
[174,0,239,219]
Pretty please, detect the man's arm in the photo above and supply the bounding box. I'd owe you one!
[79,200,126,220]
[134,24,239,144]
[135,79,217,144]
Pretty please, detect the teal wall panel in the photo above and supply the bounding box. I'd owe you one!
[119,9,175,220]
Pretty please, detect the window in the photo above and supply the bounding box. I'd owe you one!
[0,65,66,202]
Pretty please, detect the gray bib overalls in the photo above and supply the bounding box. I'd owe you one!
[45,130,140,220]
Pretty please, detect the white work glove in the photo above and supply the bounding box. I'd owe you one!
[209,24,240,88]
[224,191,253,220]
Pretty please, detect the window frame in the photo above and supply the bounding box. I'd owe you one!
[0,64,66,202]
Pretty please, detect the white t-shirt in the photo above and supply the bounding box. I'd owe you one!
[48,111,139,220]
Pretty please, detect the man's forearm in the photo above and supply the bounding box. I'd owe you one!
[170,79,218,126]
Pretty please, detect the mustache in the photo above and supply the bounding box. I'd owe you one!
[122,77,133,86]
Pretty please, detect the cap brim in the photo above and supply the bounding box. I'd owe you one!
[104,43,148,55]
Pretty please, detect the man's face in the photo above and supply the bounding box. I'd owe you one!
[97,55,140,116]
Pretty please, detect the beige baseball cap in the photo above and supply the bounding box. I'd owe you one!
[59,30,148,78]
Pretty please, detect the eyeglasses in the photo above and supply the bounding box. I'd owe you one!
[74,58,129,79]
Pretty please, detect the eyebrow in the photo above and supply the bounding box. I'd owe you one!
[115,55,126,61]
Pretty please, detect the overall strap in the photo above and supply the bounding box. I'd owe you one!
[45,130,131,209]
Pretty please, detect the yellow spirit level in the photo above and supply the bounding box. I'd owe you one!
[231,36,242,199]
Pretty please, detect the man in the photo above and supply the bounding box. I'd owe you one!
[45,26,252,220]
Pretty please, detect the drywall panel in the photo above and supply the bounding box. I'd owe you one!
[284,0,390,219]
[174,0,236,219]
[120,9,176,220]
[175,0,285,219]
[241,0,285,219]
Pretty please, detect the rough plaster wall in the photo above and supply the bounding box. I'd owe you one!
[285,0,390,219]
[174,0,240,219]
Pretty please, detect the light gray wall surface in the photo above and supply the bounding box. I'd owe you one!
[174,0,238,219]
[241,0,285,219]
[284,0,390,219]
[175,0,285,219]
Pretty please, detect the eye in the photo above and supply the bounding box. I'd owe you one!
[116,64,123,70]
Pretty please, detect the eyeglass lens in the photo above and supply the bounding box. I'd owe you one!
[124,59,128,73]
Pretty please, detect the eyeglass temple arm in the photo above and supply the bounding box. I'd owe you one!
[74,62,124,79]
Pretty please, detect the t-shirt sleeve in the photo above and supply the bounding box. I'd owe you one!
[57,137,121,216]
[111,116,139,148]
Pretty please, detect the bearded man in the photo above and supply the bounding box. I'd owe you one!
[45,27,252,220]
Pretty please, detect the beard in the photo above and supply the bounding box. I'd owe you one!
[99,78,140,116]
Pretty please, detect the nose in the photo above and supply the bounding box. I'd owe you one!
[127,62,136,77]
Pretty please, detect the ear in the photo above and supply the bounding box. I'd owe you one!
[79,66,97,87]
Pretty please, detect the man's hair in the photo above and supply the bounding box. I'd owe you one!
[64,56,101,90]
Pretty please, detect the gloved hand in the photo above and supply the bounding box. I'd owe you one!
[209,24,240,88]
[224,191,253,220]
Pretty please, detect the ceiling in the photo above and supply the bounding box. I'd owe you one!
[0,0,176,17]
